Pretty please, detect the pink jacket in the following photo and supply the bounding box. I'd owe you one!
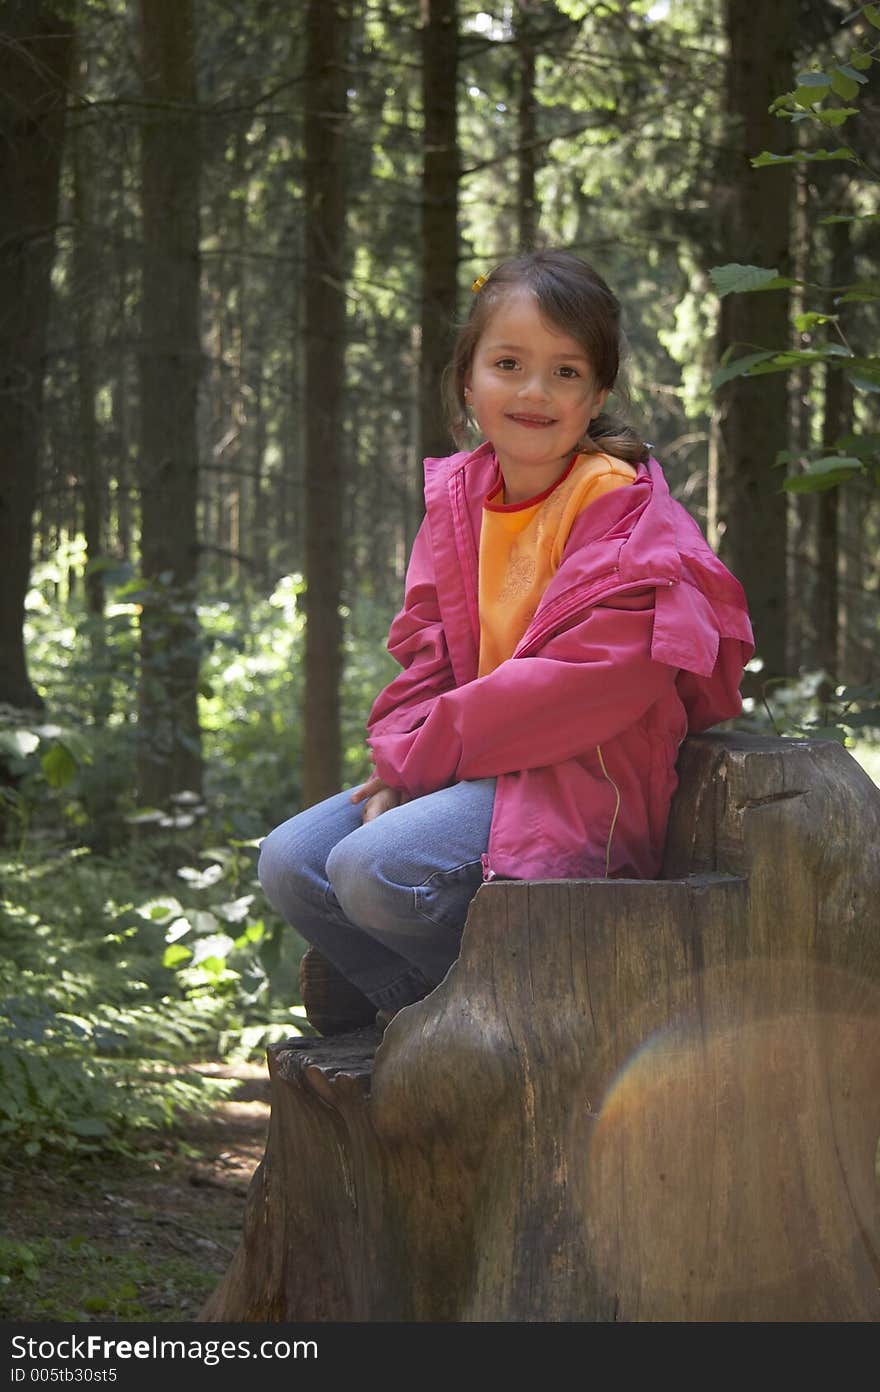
[367,442,754,881]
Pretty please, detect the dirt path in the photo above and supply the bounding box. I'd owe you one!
[0,1064,271,1323]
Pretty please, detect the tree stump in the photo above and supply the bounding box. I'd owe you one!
[202,733,880,1322]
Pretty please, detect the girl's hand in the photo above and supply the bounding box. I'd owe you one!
[362,786,402,822]
[351,773,404,822]
[350,772,386,805]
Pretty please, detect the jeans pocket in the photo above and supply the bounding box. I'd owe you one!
[412,860,483,930]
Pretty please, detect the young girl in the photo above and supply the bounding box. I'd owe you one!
[258,249,754,1032]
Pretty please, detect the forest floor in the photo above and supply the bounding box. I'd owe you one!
[0,1062,270,1324]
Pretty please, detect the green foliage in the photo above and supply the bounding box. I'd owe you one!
[709,14,880,493]
[0,556,401,1160]
[709,265,795,296]
[0,811,308,1159]
[737,664,880,754]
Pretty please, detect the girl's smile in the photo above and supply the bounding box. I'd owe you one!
[465,289,608,503]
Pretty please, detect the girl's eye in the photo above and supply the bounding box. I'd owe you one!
[495,358,518,370]
[557,365,581,379]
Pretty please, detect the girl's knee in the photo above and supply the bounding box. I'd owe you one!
[324,836,361,911]
[325,833,397,928]
[256,825,295,912]
[257,819,322,918]
[258,790,360,918]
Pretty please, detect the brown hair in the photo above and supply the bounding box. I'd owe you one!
[443,249,648,465]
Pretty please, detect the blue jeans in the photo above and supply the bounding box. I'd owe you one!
[257,778,496,1011]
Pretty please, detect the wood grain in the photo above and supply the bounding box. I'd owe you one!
[203,733,880,1321]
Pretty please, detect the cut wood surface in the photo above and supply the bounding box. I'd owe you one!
[203,733,880,1322]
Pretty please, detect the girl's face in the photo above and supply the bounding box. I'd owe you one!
[465,288,608,501]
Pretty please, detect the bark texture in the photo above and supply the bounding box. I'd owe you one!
[302,0,351,805]
[418,0,459,470]
[713,0,795,681]
[137,0,202,803]
[515,1,538,250]
[816,217,854,695]
[204,732,880,1322]
[0,4,74,710]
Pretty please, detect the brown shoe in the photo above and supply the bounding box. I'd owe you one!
[298,947,377,1036]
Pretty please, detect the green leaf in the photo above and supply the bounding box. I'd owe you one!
[41,742,76,789]
[794,80,830,108]
[711,351,778,388]
[829,65,868,97]
[848,373,880,393]
[752,147,857,166]
[815,107,858,127]
[835,433,880,460]
[830,67,862,99]
[784,473,855,493]
[162,943,193,969]
[839,356,880,380]
[55,1013,94,1038]
[709,263,785,297]
[191,910,220,935]
[794,311,835,331]
[191,933,235,966]
[796,71,831,87]
[164,917,191,944]
[214,895,255,924]
[784,456,863,492]
[837,287,880,303]
[819,211,880,225]
[849,50,873,71]
[137,896,184,923]
[177,863,224,890]
[68,1118,111,1137]
[803,455,862,475]
[865,4,880,30]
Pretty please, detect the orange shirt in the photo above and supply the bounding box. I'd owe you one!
[477,451,637,676]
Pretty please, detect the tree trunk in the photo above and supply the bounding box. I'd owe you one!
[302,0,351,805]
[0,4,74,710]
[816,217,854,699]
[418,0,459,471]
[251,349,269,590]
[713,0,795,683]
[71,47,112,727]
[786,149,815,677]
[839,475,871,685]
[515,0,538,250]
[137,0,203,805]
[112,234,133,564]
[203,732,880,1322]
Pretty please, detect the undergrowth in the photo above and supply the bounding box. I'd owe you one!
[0,834,308,1161]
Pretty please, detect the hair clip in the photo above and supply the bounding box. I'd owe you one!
[471,273,489,294]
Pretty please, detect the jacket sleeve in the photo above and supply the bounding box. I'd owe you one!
[366,514,457,737]
[368,591,678,797]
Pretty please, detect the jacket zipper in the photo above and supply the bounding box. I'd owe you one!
[595,744,621,878]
